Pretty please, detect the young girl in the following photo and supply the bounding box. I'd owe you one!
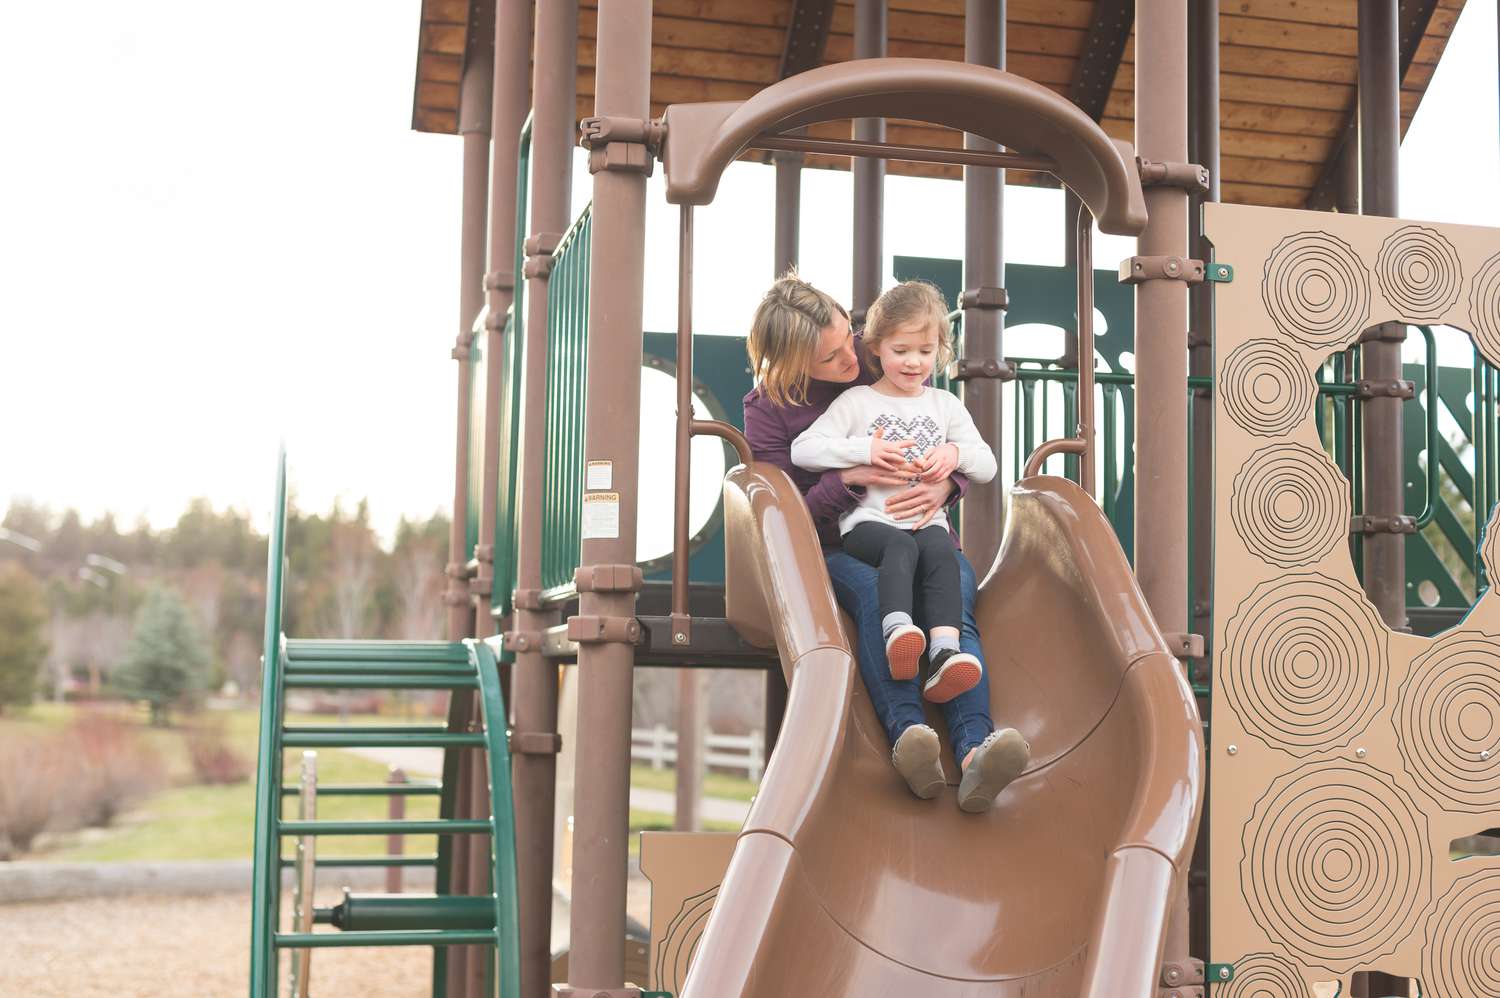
[744,272,1028,813]
[791,281,996,703]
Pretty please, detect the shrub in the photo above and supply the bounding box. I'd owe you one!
[0,732,66,858]
[116,587,212,725]
[183,720,251,785]
[57,709,167,828]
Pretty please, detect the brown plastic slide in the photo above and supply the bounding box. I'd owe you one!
[681,465,1205,997]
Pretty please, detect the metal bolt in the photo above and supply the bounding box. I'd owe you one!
[1165,967,1182,984]
[1356,747,1367,759]
[1219,967,1231,981]
[673,632,687,645]
[1483,750,1492,761]
[1227,744,1238,755]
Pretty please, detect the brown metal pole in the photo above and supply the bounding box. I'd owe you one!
[1075,205,1096,498]
[445,46,491,998]
[672,207,694,623]
[959,0,1006,572]
[387,767,406,893]
[1186,0,1218,966]
[567,0,650,991]
[773,151,802,276]
[1134,0,1192,973]
[851,0,886,317]
[1358,0,1408,633]
[673,671,703,831]
[478,0,534,643]
[510,1,575,995]
[1062,190,1080,370]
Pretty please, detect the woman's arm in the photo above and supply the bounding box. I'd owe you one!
[744,396,865,529]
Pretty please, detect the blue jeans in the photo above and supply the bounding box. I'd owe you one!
[824,548,995,765]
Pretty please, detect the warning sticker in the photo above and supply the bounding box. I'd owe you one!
[581,491,620,540]
[585,460,613,490]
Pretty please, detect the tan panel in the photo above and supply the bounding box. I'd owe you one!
[1206,201,1500,994]
[638,831,738,993]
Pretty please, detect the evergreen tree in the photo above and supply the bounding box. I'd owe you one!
[0,563,48,712]
[118,587,211,725]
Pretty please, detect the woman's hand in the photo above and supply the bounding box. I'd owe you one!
[840,464,916,488]
[885,479,956,529]
[915,443,960,483]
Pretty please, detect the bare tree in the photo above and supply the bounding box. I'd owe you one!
[392,535,444,640]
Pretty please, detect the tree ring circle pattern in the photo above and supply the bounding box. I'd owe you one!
[1221,339,1318,438]
[1231,444,1350,569]
[1395,631,1500,812]
[1240,763,1430,973]
[1376,225,1463,320]
[1222,953,1312,998]
[1467,251,1500,366]
[1422,869,1500,998]
[1223,573,1387,756]
[1262,232,1370,348]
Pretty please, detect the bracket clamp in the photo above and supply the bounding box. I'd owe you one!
[1120,256,1206,285]
[484,269,515,293]
[512,588,545,611]
[552,987,643,998]
[949,358,1017,383]
[523,232,562,280]
[1138,157,1211,194]
[1164,632,1206,660]
[504,629,543,653]
[450,334,475,361]
[574,564,645,594]
[484,311,508,332]
[579,115,663,176]
[958,286,1008,311]
[567,615,642,645]
[1351,514,1418,535]
[442,587,472,608]
[468,575,492,597]
[669,612,692,647]
[510,731,562,755]
[474,545,493,563]
[1356,377,1416,401]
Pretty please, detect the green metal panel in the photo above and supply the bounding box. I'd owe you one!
[540,205,593,594]
[249,450,289,997]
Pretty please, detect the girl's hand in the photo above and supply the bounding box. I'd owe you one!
[916,443,960,483]
[868,426,919,473]
[885,479,954,528]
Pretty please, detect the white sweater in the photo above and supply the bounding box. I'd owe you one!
[790,385,998,534]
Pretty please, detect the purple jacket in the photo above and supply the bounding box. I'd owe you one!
[742,361,969,549]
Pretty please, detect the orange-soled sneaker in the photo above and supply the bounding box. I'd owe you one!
[884,624,926,681]
[922,650,982,704]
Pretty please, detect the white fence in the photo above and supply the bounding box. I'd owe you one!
[631,725,765,782]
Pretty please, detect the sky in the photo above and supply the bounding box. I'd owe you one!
[2,1,1498,551]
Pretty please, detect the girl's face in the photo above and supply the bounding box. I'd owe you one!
[807,312,860,384]
[873,321,939,393]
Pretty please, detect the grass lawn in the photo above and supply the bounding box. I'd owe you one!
[3,702,748,865]
[628,764,758,803]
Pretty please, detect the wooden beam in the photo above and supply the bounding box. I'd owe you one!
[1305,0,1443,210]
[780,0,837,77]
[1068,0,1133,121]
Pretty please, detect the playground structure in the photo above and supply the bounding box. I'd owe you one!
[248,2,1500,997]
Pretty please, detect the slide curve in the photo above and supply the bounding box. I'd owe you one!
[680,465,1204,997]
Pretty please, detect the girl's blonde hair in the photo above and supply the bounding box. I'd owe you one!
[862,280,955,375]
[747,270,849,407]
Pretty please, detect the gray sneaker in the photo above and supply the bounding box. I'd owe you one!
[891,724,945,800]
[957,728,1031,813]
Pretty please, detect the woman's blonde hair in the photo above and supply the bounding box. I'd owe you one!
[862,280,954,375]
[747,270,850,407]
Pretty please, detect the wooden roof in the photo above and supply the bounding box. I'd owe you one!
[411,0,1467,209]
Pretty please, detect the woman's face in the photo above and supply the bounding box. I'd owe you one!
[806,311,859,384]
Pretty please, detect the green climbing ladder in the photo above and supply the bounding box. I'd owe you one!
[249,451,520,997]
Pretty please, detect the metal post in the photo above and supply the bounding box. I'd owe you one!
[567,0,651,992]
[851,0,886,317]
[511,1,576,995]
[960,0,1006,571]
[1358,0,1408,632]
[674,671,703,831]
[387,767,407,893]
[478,0,534,642]
[1134,0,1191,971]
[774,151,802,276]
[1186,0,1218,965]
[445,47,491,998]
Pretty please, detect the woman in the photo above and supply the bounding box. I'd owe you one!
[741,272,1029,814]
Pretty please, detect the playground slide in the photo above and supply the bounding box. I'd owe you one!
[681,466,1204,997]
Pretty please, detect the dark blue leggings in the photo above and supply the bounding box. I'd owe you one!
[842,521,962,632]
